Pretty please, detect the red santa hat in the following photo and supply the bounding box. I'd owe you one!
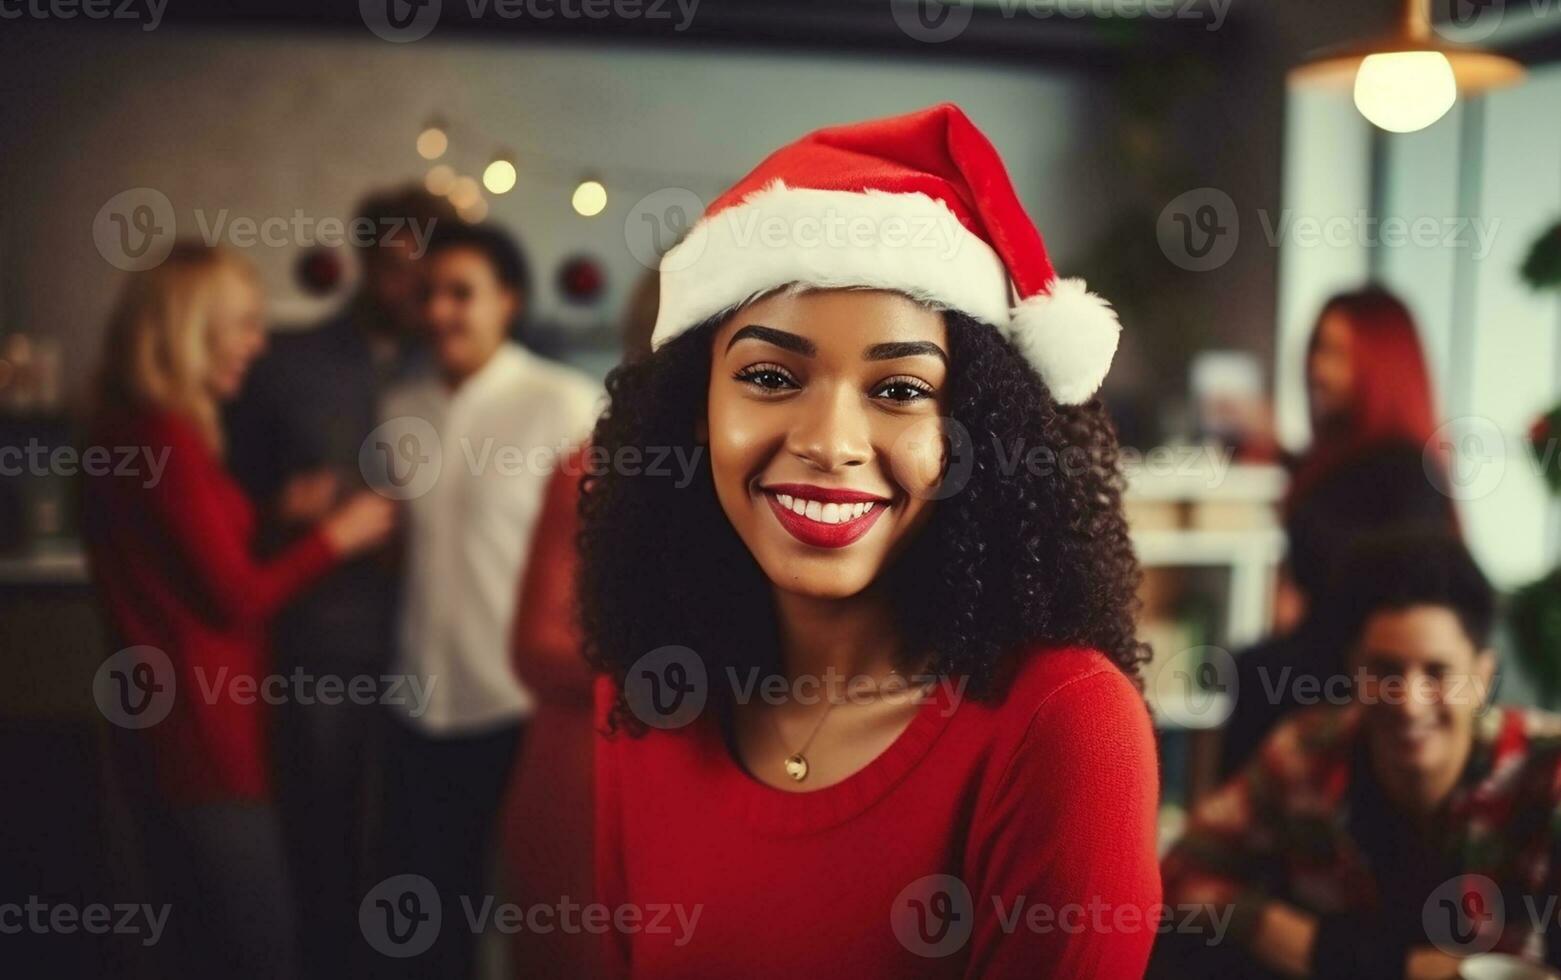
[651,102,1120,405]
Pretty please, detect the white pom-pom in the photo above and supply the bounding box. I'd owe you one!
[1007,277,1121,405]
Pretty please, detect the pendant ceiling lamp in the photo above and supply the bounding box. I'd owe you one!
[1294,0,1525,133]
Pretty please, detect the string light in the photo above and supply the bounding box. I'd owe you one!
[458,197,489,223]
[571,178,607,218]
[483,155,518,195]
[449,176,482,210]
[424,164,456,196]
[417,118,449,160]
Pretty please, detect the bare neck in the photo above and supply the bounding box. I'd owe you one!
[771,586,908,687]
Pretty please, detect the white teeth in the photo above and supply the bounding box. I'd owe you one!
[772,492,884,523]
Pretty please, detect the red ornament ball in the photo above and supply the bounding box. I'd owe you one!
[296,247,344,297]
[557,254,606,305]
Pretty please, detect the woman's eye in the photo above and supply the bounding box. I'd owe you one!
[734,364,798,392]
[873,377,934,403]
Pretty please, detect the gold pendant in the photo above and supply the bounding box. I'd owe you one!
[783,753,809,782]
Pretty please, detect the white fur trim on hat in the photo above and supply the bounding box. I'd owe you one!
[652,181,1011,346]
[1007,278,1120,405]
[652,183,1119,405]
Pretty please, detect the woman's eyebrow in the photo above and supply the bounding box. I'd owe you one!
[725,324,815,356]
[864,341,947,365]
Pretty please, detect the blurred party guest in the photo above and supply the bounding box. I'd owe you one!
[83,243,397,980]
[224,185,455,979]
[499,271,654,978]
[1221,288,1457,776]
[377,223,599,980]
[1158,532,1561,979]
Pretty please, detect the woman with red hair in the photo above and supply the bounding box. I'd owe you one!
[1219,287,1459,777]
[1288,288,1442,510]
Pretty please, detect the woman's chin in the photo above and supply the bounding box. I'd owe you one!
[759,552,883,602]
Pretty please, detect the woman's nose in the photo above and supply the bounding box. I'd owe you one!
[786,383,872,472]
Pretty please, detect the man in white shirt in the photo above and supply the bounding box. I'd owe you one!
[373,223,599,980]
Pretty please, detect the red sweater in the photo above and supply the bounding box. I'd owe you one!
[83,410,337,804]
[594,646,1161,979]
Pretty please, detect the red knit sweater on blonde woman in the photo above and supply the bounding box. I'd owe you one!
[594,646,1161,979]
[83,410,337,804]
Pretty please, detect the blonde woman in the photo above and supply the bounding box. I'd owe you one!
[82,242,394,979]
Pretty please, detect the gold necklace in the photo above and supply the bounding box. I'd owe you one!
[769,699,838,783]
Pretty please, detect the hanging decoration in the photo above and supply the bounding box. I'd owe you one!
[556,254,606,305]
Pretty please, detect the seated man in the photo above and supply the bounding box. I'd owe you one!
[1157,530,1561,980]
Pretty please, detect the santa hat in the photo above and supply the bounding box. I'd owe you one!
[651,103,1120,405]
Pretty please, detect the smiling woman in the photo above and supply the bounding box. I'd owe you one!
[579,105,1162,979]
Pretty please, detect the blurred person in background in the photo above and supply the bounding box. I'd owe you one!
[499,267,657,979]
[376,222,599,980]
[1221,288,1458,777]
[82,242,397,980]
[224,185,456,978]
[1158,531,1561,979]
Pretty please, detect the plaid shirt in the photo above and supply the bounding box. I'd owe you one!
[1163,704,1561,964]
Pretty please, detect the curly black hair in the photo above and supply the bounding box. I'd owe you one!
[579,307,1147,731]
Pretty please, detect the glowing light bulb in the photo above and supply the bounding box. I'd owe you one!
[1353,52,1457,133]
[458,197,489,223]
[571,179,607,217]
[424,164,455,196]
[483,159,517,195]
[417,126,448,160]
[449,176,481,210]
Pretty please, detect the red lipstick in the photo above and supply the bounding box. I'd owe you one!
[761,485,890,549]
[762,483,887,504]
